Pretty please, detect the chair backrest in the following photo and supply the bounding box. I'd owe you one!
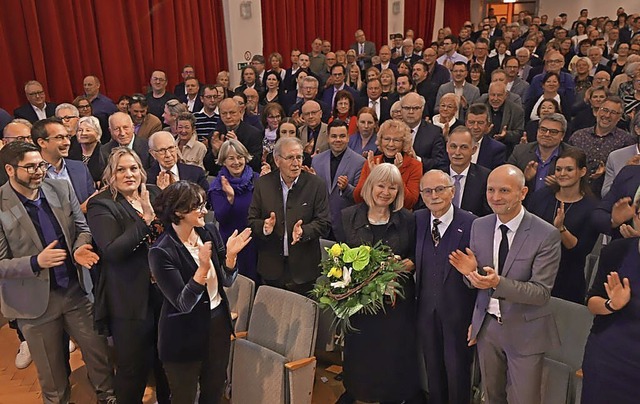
[247,286,319,362]
[224,274,256,333]
[546,297,594,371]
[320,238,334,261]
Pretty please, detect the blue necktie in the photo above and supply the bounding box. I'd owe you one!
[28,199,69,288]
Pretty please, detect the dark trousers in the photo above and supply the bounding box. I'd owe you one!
[109,286,170,404]
[263,258,315,296]
[419,310,472,404]
[163,305,232,404]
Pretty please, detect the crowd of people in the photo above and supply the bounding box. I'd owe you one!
[1,5,640,404]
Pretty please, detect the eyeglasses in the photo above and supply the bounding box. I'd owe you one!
[401,105,422,112]
[27,91,45,97]
[280,154,304,162]
[151,77,167,82]
[3,135,31,142]
[60,115,79,121]
[191,203,207,213]
[77,104,91,109]
[545,59,564,64]
[538,126,562,135]
[131,95,147,102]
[45,134,73,142]
[599,107,622,116]
[420,185,454,196]
[594,77,611,82]
[13,161,48,174]
[152,145,177,155]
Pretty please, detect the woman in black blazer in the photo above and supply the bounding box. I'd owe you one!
[150,181,252,404]
[86,147,169,404]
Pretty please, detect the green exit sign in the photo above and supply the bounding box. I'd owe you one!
[237,62,248,70]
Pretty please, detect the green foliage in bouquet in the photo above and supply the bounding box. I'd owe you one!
[311,241,411,333]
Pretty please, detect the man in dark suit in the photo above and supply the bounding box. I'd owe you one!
[0,141,115,403]
[392,38,421,66]
[173,64,195,96]
[282,49,302,93]
[13,80,57,123]
[469,38,499,86]
[374,45,398,77]
[355,78,391,124]
[415,169,476,404]
[206,98,263,176]
[311,120,365,241]
[447,126,491,217]
[592,164,640,239]
[508,113,575,193]
[412,61,439,116]
[321,64,359,109]
[177,77,204,113]
[248,137,331,294]
[146,131,209,191]
[31,118,96,205]
[423,48,452,90]
[350,29,376,72]
[401,93,447,172]
[288,76,331,122]
[466,103,507,170]
[450,165,561,404]
[101,112,153,169]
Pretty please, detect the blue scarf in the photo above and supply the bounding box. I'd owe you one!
[210,165,256,195]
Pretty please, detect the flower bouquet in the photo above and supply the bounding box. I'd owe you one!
[311,241,411,333]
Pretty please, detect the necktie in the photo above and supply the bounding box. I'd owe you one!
[29,199,69,288]
[498,224,509,275]
[452,175,463,208]
[359,43,364,54]
[432,218,442,247]
[165,170,176,184]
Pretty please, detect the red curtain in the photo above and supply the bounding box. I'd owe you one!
[261,0,388,66]
[444,0,471,36]
[404,0,437,43]
[0,0,227,113]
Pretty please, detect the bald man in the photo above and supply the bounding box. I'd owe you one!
[450,164,561,404]
[82,75,116,120]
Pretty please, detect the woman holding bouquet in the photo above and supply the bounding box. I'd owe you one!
[337,163,422,404]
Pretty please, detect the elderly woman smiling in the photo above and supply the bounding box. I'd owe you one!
[353,119,423,209]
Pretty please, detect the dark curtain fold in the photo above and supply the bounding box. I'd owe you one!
[0,0,228,113]
[261,0,388,65]
[404,0,437,43]
[444,0,471,37]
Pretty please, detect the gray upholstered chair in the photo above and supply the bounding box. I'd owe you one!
[225,274,256,396]
[542,297,594,404]
[231,285,319,404]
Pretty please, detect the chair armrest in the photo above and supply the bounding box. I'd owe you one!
[576,369,583,379]
[285,356,316,371]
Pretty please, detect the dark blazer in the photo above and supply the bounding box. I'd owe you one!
[146,162,209,192]
[68,143,106,185]
[415,206,476,401]
[507,141,575,191]
[321,85,360,109]
[458,163,492,217]
[13,103,57,123]
[485,99,525,150]
[177,94,204,114]
[62,158,96,203]
[355,97,391,123]
[350,41,377,69]
[413,122,447,172]
[247,171,331,284]
[288,99,332,123]
[207,121,263,176]
[593,164,640,238]
[311,148,366,241]
[173,82,186,97]
[415,206,476,326]
[374,63,399,77]
[86,185,162,321]
[149,223,236,362]
[427,63,452,89]
[101,136,153,169]
[392,54,421,66]
[476,134,507,170]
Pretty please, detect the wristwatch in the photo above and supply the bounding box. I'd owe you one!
[559,225,567,233]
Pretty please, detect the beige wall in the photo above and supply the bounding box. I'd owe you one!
[222,0,264,88]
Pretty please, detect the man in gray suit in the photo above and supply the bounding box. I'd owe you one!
[450,164,561,404]
[602,124,640,197]
[503,57,530,106]
[0,141,115,403]
[434,62,480,121]
[350,29,376,71]
[311,119,365,241]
